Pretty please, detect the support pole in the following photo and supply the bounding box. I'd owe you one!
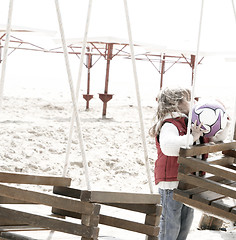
[83,47,93,110]
[190,54,196,85]
[123,0,153,193]
[100,43,114,118]
[160,54,165,89]
[55,0,91,190]
[186,0,204,148]
[62,0,93,187]
[0,0,14,110]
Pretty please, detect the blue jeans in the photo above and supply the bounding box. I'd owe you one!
[158,189,194,240]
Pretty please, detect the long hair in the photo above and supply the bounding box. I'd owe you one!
[149,87,191,137]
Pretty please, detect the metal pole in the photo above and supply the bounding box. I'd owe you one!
[86,48,92,109]
[190,55,196,85]
[160,54,165,89]
[102,43,113,117]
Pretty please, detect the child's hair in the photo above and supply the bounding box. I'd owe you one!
[149,87,191,137]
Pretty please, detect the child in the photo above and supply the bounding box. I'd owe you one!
[149,87,230,240]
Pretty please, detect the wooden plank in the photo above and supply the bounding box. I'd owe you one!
[198,214,223,230]
[96,214,159,236]
[192,190,225,204]
[54,186,160,204]
[52,208,159,236]
[145,215,160,226]
[193,180,236,205]
[177,172,227,196]
[177,173,236,199]
[1,232,37,240]
[179,141,236,157]
[211,197,236,211]
[0,196,30,204]
[0,206,99,238]
[178,157,236,181]
[178,164,194,175]
[104,203,162,215]
[174,193,236,222]
[206,155,235,166]
[0,172,71,186]
[178,155,235,174]
[223,149,236,160]
[54,187,161,214]
[53,186,81,199]
[0,226,46,232]
[0,184,100,215]
[80,190,160,204]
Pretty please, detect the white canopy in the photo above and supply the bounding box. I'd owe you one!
[0,24,57,37]
[53,36,236,58]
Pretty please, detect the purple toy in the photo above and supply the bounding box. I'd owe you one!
[192,100,227,138]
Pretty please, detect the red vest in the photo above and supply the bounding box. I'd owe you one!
[154,117,209,185]
[154,117,187,185]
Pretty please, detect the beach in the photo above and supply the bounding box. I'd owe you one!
[0,86,235,239]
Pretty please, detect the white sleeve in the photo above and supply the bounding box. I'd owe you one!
[159,122,194,156]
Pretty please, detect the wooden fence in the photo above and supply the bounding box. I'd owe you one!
[174,140,236,222]
[0,171,161,240]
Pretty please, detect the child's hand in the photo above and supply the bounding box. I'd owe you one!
[191,120,206,142]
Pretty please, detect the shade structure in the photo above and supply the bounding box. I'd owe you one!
[53,36,166,116]
[0,24,56,36]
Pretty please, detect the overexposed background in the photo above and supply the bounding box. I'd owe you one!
[0,1,236,239]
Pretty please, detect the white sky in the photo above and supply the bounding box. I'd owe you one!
[0,0,236,101]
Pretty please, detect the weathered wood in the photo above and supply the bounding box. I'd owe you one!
[99,215,159,236]
[0,226,46,232]
[0,172,71,186]
[145,215,160,226]
[52,208,159,236]
[53,186,81,199]
[174,193,236,222]
[104,203,162,215]
[0,184,100,215]
[145,237,158,240]
[192,190,226,204]
[0,232,37,240]
[178,156,235,174]
[177,173,236,199]
[206,155,235,166]
[179,141,236,157]
[0,216,28,227]
[223,149,236,160]
[0,196,30,204]
[81,190,160,204]
[198,214,223,230]
[54,186,160,204]
[81,213,100,240]
[0,206,99,238]
[178,164,194,175]
[177,172,226,193]
[178,157,236,182]
[211,197,236,212]
[182,178,233,203]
